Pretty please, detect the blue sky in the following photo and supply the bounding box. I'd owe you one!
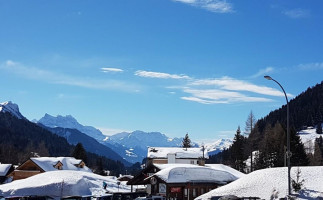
[1,0,323,142]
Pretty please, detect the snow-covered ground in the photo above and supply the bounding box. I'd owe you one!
[196,166,323,200]
[0,170,131,199]
[299,127,322,153]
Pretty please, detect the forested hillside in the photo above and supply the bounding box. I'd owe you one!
[208,81,323,172]
[0,112,136,175]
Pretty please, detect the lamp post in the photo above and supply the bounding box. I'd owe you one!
[264,75,291,196]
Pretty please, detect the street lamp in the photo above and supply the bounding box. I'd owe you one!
[264,75,291,196]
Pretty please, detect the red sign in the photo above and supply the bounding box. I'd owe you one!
[171,187,181,193]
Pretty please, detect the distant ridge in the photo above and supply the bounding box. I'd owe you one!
[0,101,25,120]
[37,114,106,141]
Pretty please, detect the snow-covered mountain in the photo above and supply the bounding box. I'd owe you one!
[103,130,192,163]
[0,101,25,120]
[204,138,233,156]
[37,114,106,141]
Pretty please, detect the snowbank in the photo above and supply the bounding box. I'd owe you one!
[196,166,323,200]
[0,170,131,198]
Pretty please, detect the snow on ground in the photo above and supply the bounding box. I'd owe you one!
[298,127,323,154]
[196,166,323,200]
[0,170,131,199]
[298,127,322,143]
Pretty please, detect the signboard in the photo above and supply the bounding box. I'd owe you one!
[170,187,181,193]
[159,183,166,194]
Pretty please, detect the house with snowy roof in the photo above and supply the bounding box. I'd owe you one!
[128,163,244,200]
[147,147,208,166]
[0,164,14,184]
[8,157,91,181]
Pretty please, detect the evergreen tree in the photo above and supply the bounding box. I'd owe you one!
[290,128,309,166]
[231,126,246,172]
[182,133,192,148]
[317,123,322,134]
[72,143,87,163]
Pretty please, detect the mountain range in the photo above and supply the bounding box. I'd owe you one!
[1,101,232,164]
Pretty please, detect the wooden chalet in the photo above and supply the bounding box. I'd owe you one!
[8,157,91,181]
[128,164,244,200]
[128,147,244,200]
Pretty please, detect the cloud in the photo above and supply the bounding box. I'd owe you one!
[101,67,124,73]
[182,88,273,104]
[190,76,291,97]
[173,0,233,13]
[298,62,323,71]
[282,8,310,19]
[1,60,140,92]
[135,70,191,79]
[251,67,274,78]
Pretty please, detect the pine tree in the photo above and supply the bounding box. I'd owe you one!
[317,123,322,134]
[231,126,246,172]
[290,128,309,166]
[72,143,87,163]
[182,133,192,148]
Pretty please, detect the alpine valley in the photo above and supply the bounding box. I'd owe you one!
[0,101,232,165]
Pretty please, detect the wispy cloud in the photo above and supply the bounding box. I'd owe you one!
[135,70,191,79]
[1,60,140,92]
[101,67,124,73]
[190,76,291,97]
[251,67,274,78]
[136,68,290,104]
[182,88,273,104]
[173,0,233,13]
[282,8,310,19]
[298,62,323,71]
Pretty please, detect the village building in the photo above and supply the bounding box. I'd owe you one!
[8,157,91,181]
[0,164,14,184]
[128,147,244,200]
[147,147,208,166]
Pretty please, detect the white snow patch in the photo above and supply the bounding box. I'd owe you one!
[0,170,131,198]
[150,164,243,184]
[196,166,323,200]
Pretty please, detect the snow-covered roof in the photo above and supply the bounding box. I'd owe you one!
[196,166,323,200]
[30,157,91,172]
[147,147,209,159]
[149,164,240,184]
[0,170,131,198]
[0,164,12,176]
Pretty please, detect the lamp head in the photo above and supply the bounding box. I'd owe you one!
[264,75,272,80]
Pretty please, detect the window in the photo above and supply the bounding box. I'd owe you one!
[193,188,196,197]
[201,188,204,194]
[190,160,195,164]
[184,189,188,197]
